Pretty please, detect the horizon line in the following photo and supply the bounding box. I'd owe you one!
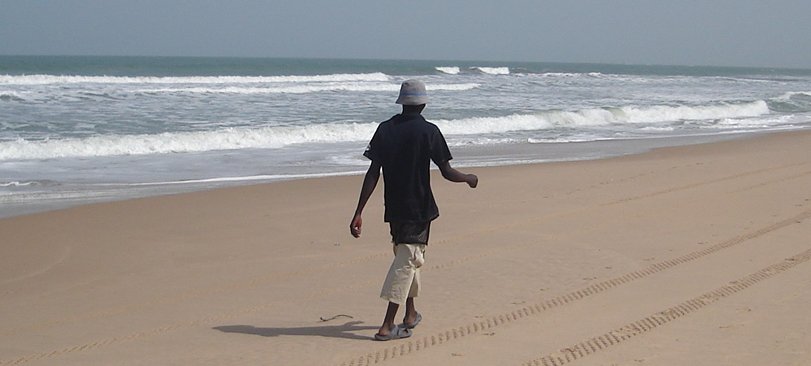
[1,53,810,72]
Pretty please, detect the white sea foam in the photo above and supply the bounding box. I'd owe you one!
[435,101,770,135]
[473,67,510,75]
[776,91,811,100]
[541,72,605,78]
[0,73,391,85]
[436,67,461,75]
[137,84,398,95]
[447,137,523,146]
[101,170,363,187]
[0,91,25,101]
[541,72,580,77]
[0,181,39,187]
[618,101,769,123]
[0,101,774,161]
[137,82,479,95]
[0,122,379,160]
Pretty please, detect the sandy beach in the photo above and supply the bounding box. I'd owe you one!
[1,130,810,366]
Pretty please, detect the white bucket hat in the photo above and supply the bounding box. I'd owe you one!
[395,79,428,105]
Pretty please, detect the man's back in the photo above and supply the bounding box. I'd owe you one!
[363,112,452,223]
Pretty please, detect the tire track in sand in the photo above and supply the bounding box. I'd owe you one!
[522,247,811,366]
[334,209,811,366]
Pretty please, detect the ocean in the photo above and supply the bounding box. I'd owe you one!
[2,55,811,218]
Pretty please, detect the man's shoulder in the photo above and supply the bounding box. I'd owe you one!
[381,113,441,134]
[402,114,438,129]
[375,114,401,128]
[421,118,443,135]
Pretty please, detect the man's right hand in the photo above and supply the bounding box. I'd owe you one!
[350,215,363,238]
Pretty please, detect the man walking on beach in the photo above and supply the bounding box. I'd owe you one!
[350,79,478,341]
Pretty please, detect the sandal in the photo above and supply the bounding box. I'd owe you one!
[374,324,412,341]
[402,312,422,329]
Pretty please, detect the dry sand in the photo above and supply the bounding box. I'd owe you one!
[2,130,810,366]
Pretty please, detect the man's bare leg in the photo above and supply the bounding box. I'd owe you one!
[378,301,400,336]
[404,297,418,326]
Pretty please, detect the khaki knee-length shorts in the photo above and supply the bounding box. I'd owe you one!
[380,244,426,305]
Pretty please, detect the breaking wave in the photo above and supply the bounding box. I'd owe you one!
[136,83,480,95]
[0,122,377,160]
[0,73,392,85]
[473,67,510,75]
[0,91,25,102]
[769,91,811,113]
[435,101,770,135]
[0,101,772,161]
[434,66,510,75]
[435,67,461,75]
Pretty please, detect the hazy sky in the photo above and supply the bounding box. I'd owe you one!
[2,0,810,68]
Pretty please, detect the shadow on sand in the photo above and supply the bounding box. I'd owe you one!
[213,320,378,341]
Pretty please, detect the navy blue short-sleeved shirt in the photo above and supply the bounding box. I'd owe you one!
[364,112,452,223]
